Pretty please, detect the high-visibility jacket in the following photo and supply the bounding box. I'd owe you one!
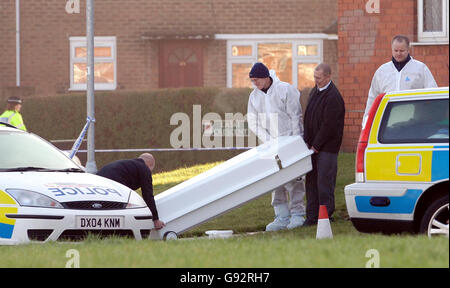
[0,110,27,131]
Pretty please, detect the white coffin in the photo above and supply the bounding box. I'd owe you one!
[150,136,313,240]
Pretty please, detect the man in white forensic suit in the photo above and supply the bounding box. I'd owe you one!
[247,62,306,231]
[363,35,437,126]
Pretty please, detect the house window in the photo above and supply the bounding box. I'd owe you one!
[232,63,253,88]
[227,39,322,89]
[418,0,449,43]
[297,63,317,91]
[231,45,253,57]
[69,36,117,90]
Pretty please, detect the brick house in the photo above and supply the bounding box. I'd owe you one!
[338,0,449,151]
[1,0,448,152]
[0,0,338,98]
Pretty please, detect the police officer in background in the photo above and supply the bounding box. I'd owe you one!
[0,97,27,131]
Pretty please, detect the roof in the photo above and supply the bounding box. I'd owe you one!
[385,87,449,98]
[140,0,337,39]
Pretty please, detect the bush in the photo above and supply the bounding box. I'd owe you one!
[23,87,253,172]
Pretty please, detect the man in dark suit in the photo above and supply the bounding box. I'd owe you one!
[303,63,345,225]
[97,153,165,230]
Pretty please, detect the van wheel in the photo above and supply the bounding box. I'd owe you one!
[419,195,449,237]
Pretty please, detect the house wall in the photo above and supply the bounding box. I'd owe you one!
[0,0,20,98]
[0,0,338,99]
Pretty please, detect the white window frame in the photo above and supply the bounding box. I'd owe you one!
[418,0,449,43]
[224,36,324,88]
[292,40,323,89]
[69,36,117,91]
[227,41,256,88]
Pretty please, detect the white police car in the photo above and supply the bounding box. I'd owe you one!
[0,123,154,244]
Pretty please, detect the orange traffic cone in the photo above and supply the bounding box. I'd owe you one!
[316,205,333,239]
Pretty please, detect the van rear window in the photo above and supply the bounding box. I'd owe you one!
[378,98,449,144]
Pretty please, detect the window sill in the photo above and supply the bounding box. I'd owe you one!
[411,41,449,46]
[68,86,117,91]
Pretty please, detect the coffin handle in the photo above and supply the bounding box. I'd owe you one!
[275,155,283,170]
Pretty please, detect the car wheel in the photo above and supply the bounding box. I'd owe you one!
[163,231,178,241]
[419,195,449,237]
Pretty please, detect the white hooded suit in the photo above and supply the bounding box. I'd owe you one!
[247,70,306,229]
[363,57,437,126]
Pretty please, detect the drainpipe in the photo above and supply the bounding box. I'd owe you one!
[16,0,20,87]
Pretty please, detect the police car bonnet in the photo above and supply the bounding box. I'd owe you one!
[1,172,131,203]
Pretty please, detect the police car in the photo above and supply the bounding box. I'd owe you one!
[345,87,449,237]
[0,123,154,244]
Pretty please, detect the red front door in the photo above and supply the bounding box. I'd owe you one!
[159,41,204,88]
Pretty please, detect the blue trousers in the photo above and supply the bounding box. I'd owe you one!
[305,151,338,223]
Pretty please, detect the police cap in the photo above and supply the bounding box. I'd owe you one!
[7,97,23,104]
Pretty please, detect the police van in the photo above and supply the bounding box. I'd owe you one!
[0,123,154,244]
[345,87,449,236]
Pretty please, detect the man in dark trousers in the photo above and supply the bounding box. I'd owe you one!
[303,63,345,226]
[97,153,165,230]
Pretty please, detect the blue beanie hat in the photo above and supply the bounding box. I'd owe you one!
[249,62,270,78]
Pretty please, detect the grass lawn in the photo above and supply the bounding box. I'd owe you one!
[0,153,448,268]
[153,153,356,237]
[0,223,447,268]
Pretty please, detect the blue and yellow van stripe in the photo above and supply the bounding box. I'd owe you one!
[366,145,449,182]
[355,189,422,214]
[431,145,449,181]
[387,89,448,98]
[0,190,17,239]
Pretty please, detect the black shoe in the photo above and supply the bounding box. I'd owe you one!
[303,219,317,226]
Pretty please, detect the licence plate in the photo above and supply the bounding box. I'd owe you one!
[76,216,124,229]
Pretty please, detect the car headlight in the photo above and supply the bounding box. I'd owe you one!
[6,189,64,209]
[126,191,147,209]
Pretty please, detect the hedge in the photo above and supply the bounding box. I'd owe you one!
[21,87,253,172]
